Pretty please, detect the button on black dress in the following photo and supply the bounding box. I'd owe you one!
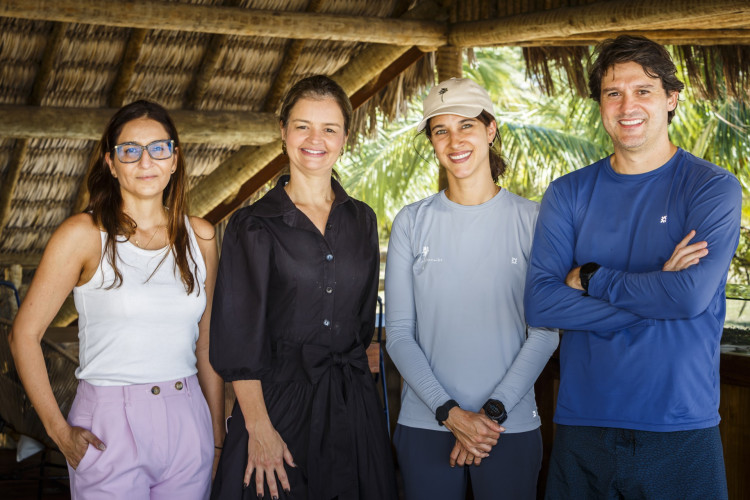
[209,176,397,500]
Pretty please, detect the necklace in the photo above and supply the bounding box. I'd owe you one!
[133,225,165,249]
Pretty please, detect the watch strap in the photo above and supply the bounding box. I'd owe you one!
[436,399,460,426]
[579,262,601,294]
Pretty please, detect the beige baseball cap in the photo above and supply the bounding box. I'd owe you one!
[417,78,495,132]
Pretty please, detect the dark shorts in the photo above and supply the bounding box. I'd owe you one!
[394,424,542,500]
[545,424,728,500]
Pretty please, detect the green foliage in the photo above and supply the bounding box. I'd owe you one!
[338,117,438,237]
[342,47,750,285]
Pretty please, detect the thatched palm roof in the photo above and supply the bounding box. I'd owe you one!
[1,0,749,277]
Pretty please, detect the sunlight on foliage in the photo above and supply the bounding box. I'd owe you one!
[341,47,750,285]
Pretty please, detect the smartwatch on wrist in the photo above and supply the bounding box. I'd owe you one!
[482,399,508,424]
[579,262,601,295]
[435,399,460,426]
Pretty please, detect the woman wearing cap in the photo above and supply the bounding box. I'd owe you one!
[385,78,559,500]
[10,100,224,499]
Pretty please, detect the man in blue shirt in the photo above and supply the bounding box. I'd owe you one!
[524,35,741,499]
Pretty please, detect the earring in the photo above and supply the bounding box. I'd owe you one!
[281,141,287,155]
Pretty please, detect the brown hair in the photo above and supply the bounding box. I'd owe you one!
[424,110,507,183]
[85,100,199,294]
[279,75,353,134]
[588,35,684,124]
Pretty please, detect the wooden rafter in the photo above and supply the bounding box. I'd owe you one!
[262,0,326,114]
[200,46,426,224]
[449,0,750,47]
[0,105,279,145]
[0,0,447,47]
[184,0,244,110]
[50,296,77,327]
[109,28,148,108]
[0,252,41,267]
[0,22,68,237]
[190,42,417,219]
[513,30,750,47]
[72,28,149,213]
[184,34,226,110]
[0,140,31,235]
[192,1,442,223]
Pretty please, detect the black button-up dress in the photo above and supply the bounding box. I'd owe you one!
[209,176,397,500]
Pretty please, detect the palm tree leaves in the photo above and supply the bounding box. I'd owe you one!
[338,115,437,236]
[342,45,749,282]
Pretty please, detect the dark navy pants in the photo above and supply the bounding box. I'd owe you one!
[545,424,728,500]
[394,424,542,500]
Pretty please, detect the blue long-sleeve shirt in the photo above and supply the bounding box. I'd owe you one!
[524,148,741,431]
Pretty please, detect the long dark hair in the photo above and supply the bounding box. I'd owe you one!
[588,35,684,123]
[85,100,199,294]
[424,110,507,183]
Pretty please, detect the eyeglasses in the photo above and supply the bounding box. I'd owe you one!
[113,140,174,163]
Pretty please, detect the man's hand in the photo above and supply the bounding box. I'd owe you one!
[663,230,707,271]
[566,230,706,291]
[565,267,583,290]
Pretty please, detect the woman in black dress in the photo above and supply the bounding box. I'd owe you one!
[209,75,397,500]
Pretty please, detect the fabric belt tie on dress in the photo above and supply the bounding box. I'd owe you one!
[301,342,369,499]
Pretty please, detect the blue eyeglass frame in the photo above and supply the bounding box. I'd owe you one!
[113,139,175,163]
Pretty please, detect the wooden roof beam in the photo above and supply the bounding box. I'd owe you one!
[0,0,447,47]
[0,23,68,238]
[109,28,148,108]
[192,0,442,222]
[0,105,279,145]
[513,30,750,47]
[71,28,149,213]
[449,0,750,47]
[184,0,244,110]
[192,44,425,220]
[0,252,42,268]
[196,46,426,223]
[262,0,326,114]
[191,41,435,221]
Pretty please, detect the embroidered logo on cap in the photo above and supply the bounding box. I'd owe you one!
[438,88,448,101]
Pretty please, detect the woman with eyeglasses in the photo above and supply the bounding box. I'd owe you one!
[9,100,224,499]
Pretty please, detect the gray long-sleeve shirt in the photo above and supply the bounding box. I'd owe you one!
[385,189,559,433]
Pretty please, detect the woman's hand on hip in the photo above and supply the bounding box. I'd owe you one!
[54,424,106,470]
[443,407,503,458]
[245,420,296,498]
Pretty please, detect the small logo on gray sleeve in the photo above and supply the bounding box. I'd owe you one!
[511,257,518,264]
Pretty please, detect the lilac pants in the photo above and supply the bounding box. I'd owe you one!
[66,375,213,500]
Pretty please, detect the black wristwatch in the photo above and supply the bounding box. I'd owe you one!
[435,399,460,426]
[579,262,601,295]
[482,399,508,424]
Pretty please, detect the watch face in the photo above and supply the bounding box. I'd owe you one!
[484,400,507,423]
[485,401,501,417]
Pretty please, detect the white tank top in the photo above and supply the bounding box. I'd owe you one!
[73,218,207,386]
